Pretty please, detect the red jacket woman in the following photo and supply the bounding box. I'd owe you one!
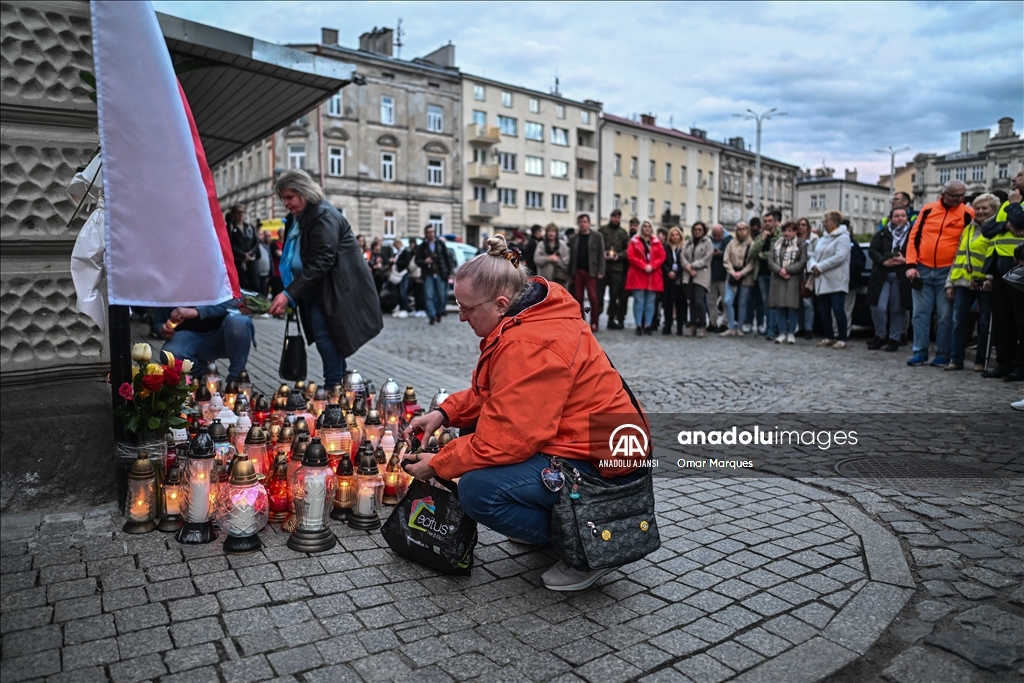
[625,229,666,292]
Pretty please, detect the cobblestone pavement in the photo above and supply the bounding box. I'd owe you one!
[1,310,1021,683]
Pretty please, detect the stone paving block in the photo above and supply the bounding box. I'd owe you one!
[223,606,270,637]
[187,556,229,575]
[102,586,148,613]
[235,564,282,586]
[707,640,765,672]
[168,616,224,648]
[684,590,733,613]
[551,637,613,666]
[767,581,818,607]
[268,602,314,628]
[0,648,61,682]
[264,579,312,602]
[1,622,62,656]
[45,577,97,604]
[673,653,734,683]
[316,633,369,664]
[762,614,818,644]
[576,653,642,683]
[85,555,136,577]
[218,585,271,612]
[220,654,277,683]
[61,636,119,670]
[277,557,323,580]
[710,604,761,631]
[160,665,219,683]
[637,669,693,683]
[735,627,792,657]
[792,602,836,629]
[321,613,363,637]
[351,651,412,681]
[117,625,174,659]
[822,582,912,654]
[266,643,325,676]
[53,595,101,622]
[730,636,859,683]
[146,562,191,582]
[880,645,985,683]
[168,594,221,621]
[193,570,242,594]
[280,618,328,647]
[62,613,116,645]
[401,637,457,667]
[681,616,737,644]
[163,642,220,673]
[113,602,168,633]
[355,604,406,629]
[742,592,792,617]
[145,578,196,603]
[38,563,84,585]
[952,581,996,600]
[99,570,147,591]
[236,629,285,657]
[0,605,52,635]
[47,664,110,683]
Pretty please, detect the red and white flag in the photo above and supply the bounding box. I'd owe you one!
[91,0,239,307]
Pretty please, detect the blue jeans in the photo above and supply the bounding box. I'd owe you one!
[725,283,751,330]
[633,290,657,328]
[911,265,953,357]
[161,314,255,380]
[397,274,411,312]
[951,287,990,366]
[423,274,446,320]
[801,297,814,333]
[458,454,644,546]
[817,291,848,341]
[757,276,778,335]
[774,308,799,335]
[871,273,906,342]
[305,301,345,386]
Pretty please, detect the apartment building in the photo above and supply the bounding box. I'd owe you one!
[215,27,463,240]
[599,114,719,233]
[461,76,601,246]
[794,167,890,235]
[718,137,798,228]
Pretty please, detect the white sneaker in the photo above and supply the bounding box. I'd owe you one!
[412,311,427,318]
[541,560,615,591]
[786,333,796,344]
[758,324,767,335]
[741,324,752,334]
[397,310,409,319]
[774,334,785,344]
[1012,398,1024,411]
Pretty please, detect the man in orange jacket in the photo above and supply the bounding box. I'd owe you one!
[905,180,973,366]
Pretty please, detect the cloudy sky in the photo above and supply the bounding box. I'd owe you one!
[154,0,1022,182]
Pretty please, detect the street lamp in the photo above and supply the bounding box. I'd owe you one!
[733,108,787,218]
[875,145,911,201]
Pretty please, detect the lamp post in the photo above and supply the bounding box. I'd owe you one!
[874,145,911,202]
[732,107,787,219]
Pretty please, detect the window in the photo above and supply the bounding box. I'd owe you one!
[810,195,818,210]
[525,121,544,141]
[498,188,516,206]
[746,178,752,196]
[327,91,342,117]
[550,159,569,179]
[614,154,622,176]
[649,160,656,180]
[498,115,517,136]
[853,196,859,211]
[380,96,395,125]
[327,146,344,176]
[939,168,951,184]
[697,169,703,187]
[552,194,568,212]
[680,166,687,185]
[383,211,396,237]
[696,204,702,220]
[630,156,638,177]
[529,97,540,113]
[768,183,774,200]
[955,166,967,182]
[427,159,444,185]
[648,199,656,217]
[427,105,443,133]
[665,163,672,183]
[707,206,713,222]
[499,152,517,172]
[428,213,444,234]
[630,197,637,215]
[972,165,985,181]
[998,163,1009,179]
[473,84,485,101]
[288,144,306,170]
[473,185,487,201]
[680,203,686,221]
[525,191,543,209]
[663,200,671,216]
[708,171,714,189]
[844,193,850,210]
[472,110,486,128]
[551,127,569,146]
[581,110,591,125]
[525,156,544,176]
[613,194,621,210]
[501,91,513,107]
[819,195,826,209]
[381,152,395,181]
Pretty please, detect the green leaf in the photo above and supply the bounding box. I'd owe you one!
[168,416,187,427]
[126,415,139,432]
[89,92,97,104]
[147,417,160,430]
[156,402,166,411]
[79,71,96,88]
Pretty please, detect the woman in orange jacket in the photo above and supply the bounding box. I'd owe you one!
[403,235,649,591]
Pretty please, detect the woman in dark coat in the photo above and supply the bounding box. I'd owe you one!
[268,170,383,385]
[866,207,912,352]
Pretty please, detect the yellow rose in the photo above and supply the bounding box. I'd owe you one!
[145,363,163,376]
[131,343,152,363]
[131,365,139,379]
[181,359,194,374]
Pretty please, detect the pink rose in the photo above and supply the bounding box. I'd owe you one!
[118,382,134,401]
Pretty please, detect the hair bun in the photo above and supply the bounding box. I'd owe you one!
[485,235,508,257]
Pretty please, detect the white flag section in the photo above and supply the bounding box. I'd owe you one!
[91,0,236,307]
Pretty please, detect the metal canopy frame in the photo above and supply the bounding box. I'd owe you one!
[157,12,356,166]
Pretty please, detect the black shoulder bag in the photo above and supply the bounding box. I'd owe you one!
[278,311,307,381]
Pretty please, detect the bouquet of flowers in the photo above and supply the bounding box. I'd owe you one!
[239,290,271,316]
[115,343,193,435]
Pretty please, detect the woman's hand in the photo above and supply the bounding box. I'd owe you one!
[401,409,446,443]
[404,452,437,481]
[780,267,789,279]
[812,266,821,276]
[945,286,954,301]
[268,292,290,316]
[668,271,676,280]
[644,264,653,273]
[548,254,560,263]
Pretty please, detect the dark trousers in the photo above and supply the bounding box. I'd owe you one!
[599,268,628,323]
[572,270,600,325]
[817,291,848,342]
[662,288,686,332]
[990,275,1024,370]
[684,283,707,327]
[236,261,259,292]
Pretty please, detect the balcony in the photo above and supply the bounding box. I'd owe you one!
[575,145,599,163]
[467,123,500,145]
[467,200,500,220]
[467,162,499,183]
[575,177,598,194]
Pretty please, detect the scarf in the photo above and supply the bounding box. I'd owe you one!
[888,221,910,252]
[773,236,800,269]
[543,239,559,255]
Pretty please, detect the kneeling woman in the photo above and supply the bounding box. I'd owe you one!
[404,236,648,591]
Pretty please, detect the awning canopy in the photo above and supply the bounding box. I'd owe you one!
[157,13,355,166]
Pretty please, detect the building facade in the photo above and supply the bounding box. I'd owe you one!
[717,137,798,228]
[912,117,1024,206]
[598,114,719,232]
[461,76,601,246]
[877,161,915,200]
[795,167,890,235]
[215,28,463,241]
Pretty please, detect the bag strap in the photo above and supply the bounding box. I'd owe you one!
[433,477,460,499]
[284,310,302,338]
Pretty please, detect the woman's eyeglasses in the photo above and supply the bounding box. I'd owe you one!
[456,297,496,316]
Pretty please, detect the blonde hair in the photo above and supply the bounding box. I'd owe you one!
[735,222,750,232]
[275,169,325,205]
[823,210,843,227]
[454,235,531,306]
[667,227,684,244]
[972,193,1000,213]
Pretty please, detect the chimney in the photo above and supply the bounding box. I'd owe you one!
[321,27,339,45]
[640,113,656,126]
[966,129,990,153]
[728,136,745,150]
[996,117,1015,138]
[421,43,455,68]
[690,128,706,139]
[359,27,394,56]
[845,168,858,182]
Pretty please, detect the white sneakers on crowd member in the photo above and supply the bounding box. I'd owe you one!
[412,310,428,318]
[541,560,615,591]
[1012,397,1024,411]
[719,328,736,337]
[786,333,796,344]
[741,324,752,334]
[774,334,786,344]
[391,310,409,319]
[757,324,767,335]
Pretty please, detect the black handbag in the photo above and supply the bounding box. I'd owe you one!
[278,312,307,381]
[381,477,477,575]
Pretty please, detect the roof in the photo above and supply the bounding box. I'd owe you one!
[463,73,601,110]
[287,42,462,81]
[158,13,356,166]
[602,113,716,147]
[795,177,890,192]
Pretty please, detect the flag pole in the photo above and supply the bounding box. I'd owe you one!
[108,303,132,512]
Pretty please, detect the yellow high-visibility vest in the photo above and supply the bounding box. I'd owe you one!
[949,224,989,282]
[988,201,1024,258]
